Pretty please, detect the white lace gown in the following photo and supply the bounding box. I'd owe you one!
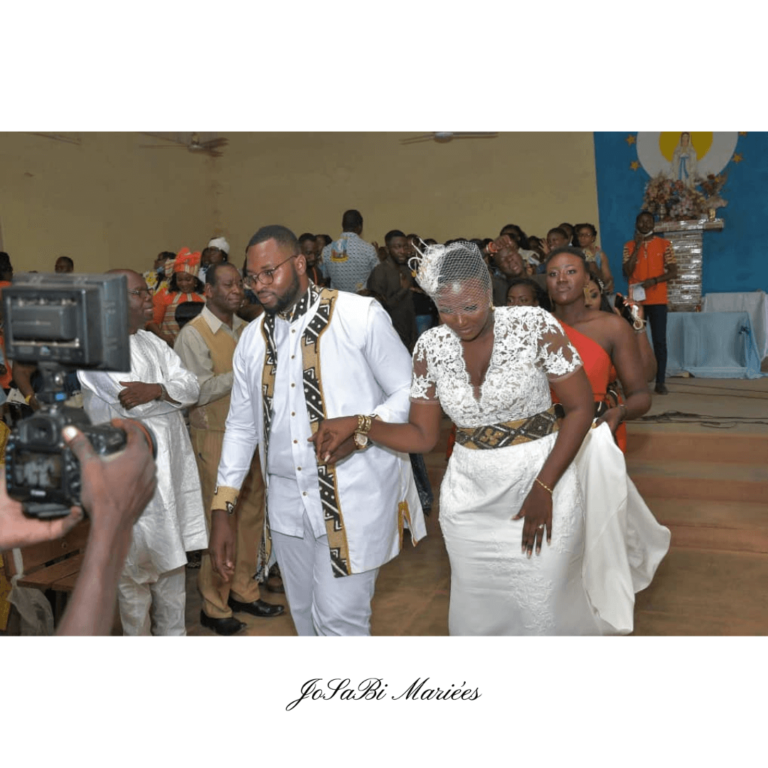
[411,306,602,635]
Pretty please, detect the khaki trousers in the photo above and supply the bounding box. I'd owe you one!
[192,427,264,619]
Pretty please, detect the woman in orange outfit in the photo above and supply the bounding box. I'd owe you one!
[147,248,205,345]
[547,248,670,635]
[546,247,651,451]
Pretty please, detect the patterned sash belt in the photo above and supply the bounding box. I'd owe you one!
[454,406,561,450]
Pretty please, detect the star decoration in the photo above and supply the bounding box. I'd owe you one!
[626,135,636,145]
[630,160,640,171]
[732,153,743,163]
[739,131,748,136]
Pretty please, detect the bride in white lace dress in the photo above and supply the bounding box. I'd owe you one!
[312,240,602,635]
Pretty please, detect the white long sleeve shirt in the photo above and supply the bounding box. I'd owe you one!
[215,289,427,575]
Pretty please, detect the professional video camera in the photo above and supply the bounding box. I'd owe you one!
[3,272,156,519]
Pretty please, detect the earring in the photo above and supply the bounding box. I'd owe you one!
[583,285,591,301]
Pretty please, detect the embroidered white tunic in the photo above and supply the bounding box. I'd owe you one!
[77,330,207,574]
[215,289,427,576]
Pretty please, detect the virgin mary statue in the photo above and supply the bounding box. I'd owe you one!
[668,132,698,187]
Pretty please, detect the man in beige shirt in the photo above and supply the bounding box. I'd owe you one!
[175,262,284,635]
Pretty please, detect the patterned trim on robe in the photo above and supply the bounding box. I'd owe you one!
[258,283,352,578]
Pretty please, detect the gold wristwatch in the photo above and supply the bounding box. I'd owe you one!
[353,414,376,450]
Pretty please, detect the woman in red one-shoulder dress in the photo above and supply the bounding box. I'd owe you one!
[545,246,670,634]
[547,249,652,450]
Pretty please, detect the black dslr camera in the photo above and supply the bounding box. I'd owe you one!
[3,273,156,519]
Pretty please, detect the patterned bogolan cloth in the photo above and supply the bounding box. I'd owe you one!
[258,283,354,579]
[454,406,560,449]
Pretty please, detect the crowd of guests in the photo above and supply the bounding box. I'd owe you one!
[0,206,676,636]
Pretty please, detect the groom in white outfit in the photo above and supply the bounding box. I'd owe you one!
[208,225,426,636]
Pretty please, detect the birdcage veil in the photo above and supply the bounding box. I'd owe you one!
[409,240,492,308]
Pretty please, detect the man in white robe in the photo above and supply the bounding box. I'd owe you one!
[209,225,426,636]
[78,269,206,635]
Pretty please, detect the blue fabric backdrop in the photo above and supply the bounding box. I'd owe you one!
[593,132,767,297]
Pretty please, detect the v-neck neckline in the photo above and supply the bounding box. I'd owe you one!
[455,313,497,405]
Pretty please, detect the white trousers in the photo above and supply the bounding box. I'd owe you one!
[117,564,187,636]
[270,510,379,636]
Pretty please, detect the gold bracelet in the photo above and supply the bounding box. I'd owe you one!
[356,414,373,435]
[353,414,376,451]
[534,477,553,495]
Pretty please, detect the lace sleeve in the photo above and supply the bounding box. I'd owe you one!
[530,309,582,380]
[409,335,439,403]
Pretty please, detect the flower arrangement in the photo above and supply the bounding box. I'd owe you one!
[698,172,728,212]
[642,172,728,221]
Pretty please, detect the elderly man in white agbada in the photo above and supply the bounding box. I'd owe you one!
[78,269,206,635]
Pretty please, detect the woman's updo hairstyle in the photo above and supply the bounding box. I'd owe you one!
[545,246,589,268]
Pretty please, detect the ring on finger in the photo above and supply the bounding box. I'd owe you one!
[537,524,545,530]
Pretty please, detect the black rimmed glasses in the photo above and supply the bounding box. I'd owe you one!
[244,255,295,287]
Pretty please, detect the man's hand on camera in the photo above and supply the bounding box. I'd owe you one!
[63,418,157,534]
[118,381,163,410]
[55,419,157,636]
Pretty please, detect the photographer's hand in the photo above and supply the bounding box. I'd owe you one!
[56,419,157,635]
[0,484,84,551]
[68,419,157,529]
[118,380,164,410]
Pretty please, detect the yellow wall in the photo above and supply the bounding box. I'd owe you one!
[218,132,600,258]
[0,133,217,273]
[0,132,599,272]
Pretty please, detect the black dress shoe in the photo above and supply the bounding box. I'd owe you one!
[654,383,669,395]
[200,611,246,636]
[228,597,285,618]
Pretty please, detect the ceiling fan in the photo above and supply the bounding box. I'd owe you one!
[139,132,229,157]
[30,133,82,145]
[400,131,498,145]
